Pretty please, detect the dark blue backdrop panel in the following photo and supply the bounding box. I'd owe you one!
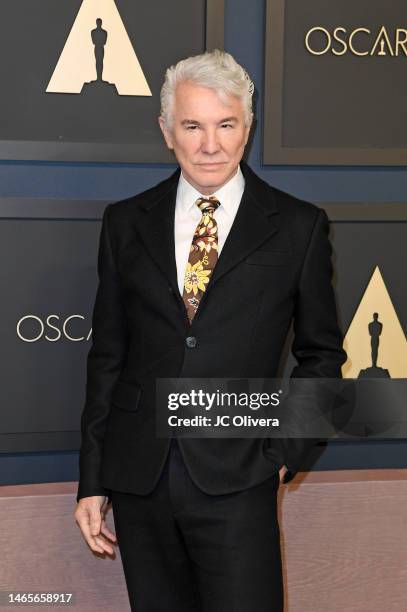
[0,0,406,485]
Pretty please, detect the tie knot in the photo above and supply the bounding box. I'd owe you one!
[196,196,220,214]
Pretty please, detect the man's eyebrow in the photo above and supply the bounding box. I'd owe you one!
[180,117,239,126]
[218,116,238,123]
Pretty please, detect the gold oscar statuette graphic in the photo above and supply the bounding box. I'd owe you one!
[342,266,407,379]
[46,0,151,96]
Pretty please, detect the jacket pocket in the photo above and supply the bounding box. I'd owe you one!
[111,379,143,412]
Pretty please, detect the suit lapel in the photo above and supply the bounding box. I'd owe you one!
[133,168,181,297]
[191,165,279,323]
[132,161,280,324]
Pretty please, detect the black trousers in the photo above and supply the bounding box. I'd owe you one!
[111,438,284,612]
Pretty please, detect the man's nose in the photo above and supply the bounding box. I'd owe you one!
[201,129,221,154]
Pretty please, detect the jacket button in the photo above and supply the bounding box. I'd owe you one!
[185,336,197,348]
[168,285,173,293]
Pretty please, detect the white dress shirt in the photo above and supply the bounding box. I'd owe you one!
[174,165,245,295]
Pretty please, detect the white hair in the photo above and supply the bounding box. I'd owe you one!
[160,49,254,130]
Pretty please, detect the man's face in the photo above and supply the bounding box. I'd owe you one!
[158,81,252,195]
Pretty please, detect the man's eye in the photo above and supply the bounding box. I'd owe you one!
[221,123,233,129]
[186,125,199,130]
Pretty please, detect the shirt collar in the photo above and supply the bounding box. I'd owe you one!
[176,164,245,218]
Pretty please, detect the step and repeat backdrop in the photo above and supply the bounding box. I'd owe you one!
[0,0,223,162]
[0,0,406,465]
[264,0,407,164]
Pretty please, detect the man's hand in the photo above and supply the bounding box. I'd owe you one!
[74,496,117,555]
[278,464,288,483]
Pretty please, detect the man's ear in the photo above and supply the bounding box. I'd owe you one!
[158,116,174,150]
[244,113,254,145]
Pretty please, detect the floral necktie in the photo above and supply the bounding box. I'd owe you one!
[182,196,221,323]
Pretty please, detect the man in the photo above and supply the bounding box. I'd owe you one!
[74,50,346,611]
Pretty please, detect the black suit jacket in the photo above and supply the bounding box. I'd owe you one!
[76,161,347,502]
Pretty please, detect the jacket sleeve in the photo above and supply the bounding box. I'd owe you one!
[76,204,129,503]
[279,207,347,483]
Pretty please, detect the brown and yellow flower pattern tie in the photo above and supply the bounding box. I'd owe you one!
[182,196,221,323]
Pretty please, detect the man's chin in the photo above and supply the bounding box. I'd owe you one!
[196,162,227,170]
[195,164,233,183]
